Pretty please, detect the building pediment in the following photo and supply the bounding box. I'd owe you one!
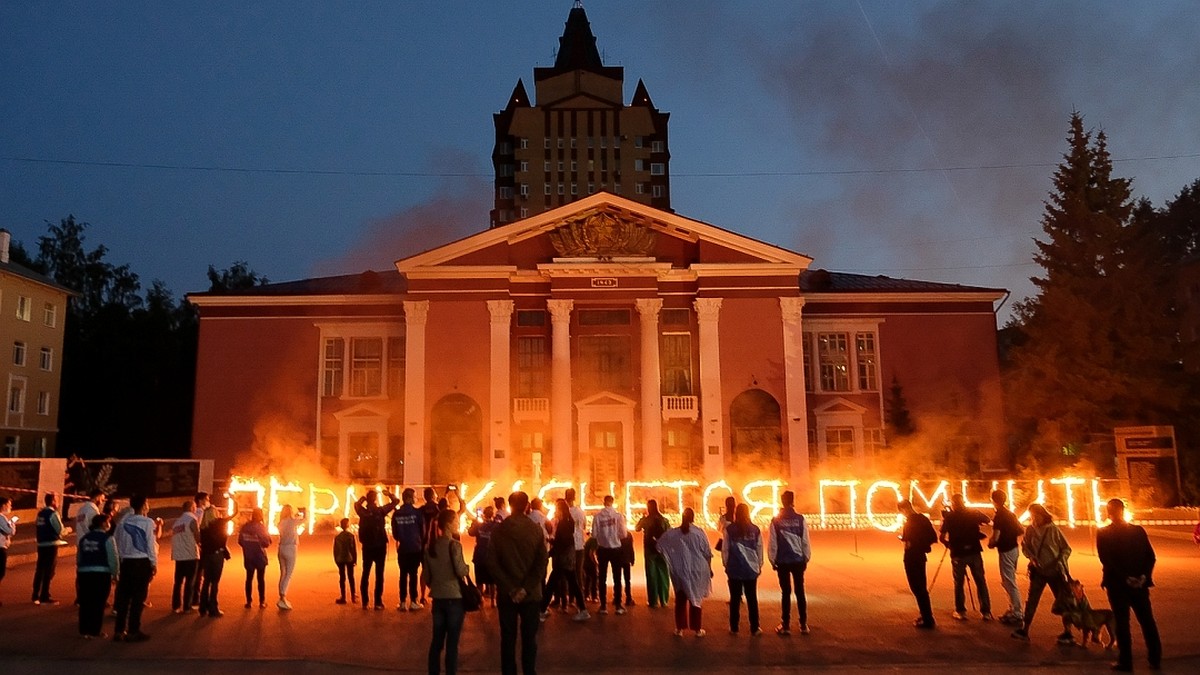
[575,391,638,409]
[333,402,391,420]
[812,398,868,415]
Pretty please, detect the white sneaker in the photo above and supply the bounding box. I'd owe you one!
[277,599,292,610]
[409,601,422,611]
[573,610,591,622]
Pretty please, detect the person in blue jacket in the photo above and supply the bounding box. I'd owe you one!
[391,488,426,611]
[769,490,812,635]
[33,492,65,605]
[76,513,117,638]
[722,503,764,635]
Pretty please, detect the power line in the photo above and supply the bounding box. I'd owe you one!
[3,152,1198,179]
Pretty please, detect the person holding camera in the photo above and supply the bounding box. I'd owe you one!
[899,500,939,629]
[939,493,993,621]
[276,504,304,610]
[356,489,400,610]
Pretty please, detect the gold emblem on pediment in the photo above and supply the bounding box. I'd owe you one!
[549,212,657,258]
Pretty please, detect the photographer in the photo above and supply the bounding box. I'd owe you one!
[355,489,400,610]
[939,494,993,621]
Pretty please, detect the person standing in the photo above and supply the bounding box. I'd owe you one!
[469,506,500,606]
[0,497,16,604]
[1010,504,1074,645]
[592,495,628,615]
[169,499,200,613]
[988,489,1025,626]
[656,507,713,637]
[418,487,443,607]
[189,492,211,607]
[635,499,671,609]
[113,494,158,641]
[540,498,589,622]
[73,490,106,544]
[898,500,938,629]
[276,504,303,610]
[564,488,587,603]
[392,488,425,611]
[769,490,812,635]
[939,493,993,621]
[1097,498,1161,672]
[33,492,66,605]
[722,503,763,636]
[76,513,116,639]
[424,508,471,675]
[333,517,358,605]
[356,489,400,610]
[197,504,232,618]
[238,508,271,608]
[486,491,549,675]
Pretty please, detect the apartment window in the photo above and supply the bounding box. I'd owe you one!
[498,164,514,177]
[587,183,595,194]
[544,183,551,195]
[349,337,383,397]
[826,427,855,459]
[817,333,851,392]
[557,161,564,172]
[322,338,345,397]
[519,183,529,197]
[661,308,690,326]
[39,347,52,371]
[578,309,630,325]
[499,186,513,199]
[570,138,577,149]
[7,383,23,414]
[570,161,577,172]
[544,161,551,172]
[652,140,664,153]
[578,335,632,391]
[650,163,665,175]
[516,336,548,397]
[558,184,565,195]
[557,139,564,149]
[44,303,57,327]
[519,138,529,149]
[16,296,31,321]
[12,342,25,367]
[588,159,595,171]
[519,161,528,173]
[652,185,664,198]
[37,391,50,416]
[571,183,578,195]
[613,136,620,148]
[35,437,47,457]
[635,183,646,194]
[520,207,528,218]
[634,159,645,172]
[634,136,644,148]
[498,142,512,154]
[3,436,16,458]
[661,333,693,396]
[600,136,607,148]
[544,138,550,149]
[856,332,878,391]
[387,336,406,398]
[613,183,621,194]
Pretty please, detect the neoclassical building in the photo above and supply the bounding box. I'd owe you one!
[190,193,1006,491]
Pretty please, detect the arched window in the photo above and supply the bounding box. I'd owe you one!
[430,394,483,485]
[729,389,784,474]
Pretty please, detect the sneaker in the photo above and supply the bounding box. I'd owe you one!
[244,603,252,609]
[210,610,224,618]
[982,613,995,622]
[775,624,791,636]
[259,602,267,609]
[1056,632,1076,645]
[800,624,811,635]
[374,603,385,611]
[674,629,684,637]
[173,608,184,615]
[409,601,422,611]
[729,629,739,635]
[335,598,347,605]
[599,606,608,615]
[573,610,591,622]
[615,606,627,615]
[951,611,967,621]
[539,610,550,622]
[32,599,40,605]
[695,629,706,638]
[277,599,292,610]
[751,628,763,636]
[914,618,936,630]
[1011,628,1030,641]
[397,603,408,612]
[112,632,126,643]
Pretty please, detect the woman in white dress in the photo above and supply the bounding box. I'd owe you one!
[656,507,713,637]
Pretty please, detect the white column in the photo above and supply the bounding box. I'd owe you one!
[780,297,811,488]
[403,301,429,484]
[694,298,724,482]
[488,300,514,479]
[547,299,574,480]
[635,298,663,478]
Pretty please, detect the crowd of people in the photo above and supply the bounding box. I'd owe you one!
[0,484,1168,674]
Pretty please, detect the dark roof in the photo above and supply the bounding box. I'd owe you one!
[800,269,1004,294]
[0,258,75,295]
[631,79,655,108]
[188,270,406,298]
[535,4,623,81]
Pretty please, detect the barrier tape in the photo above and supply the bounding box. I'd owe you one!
[0,485,91,500]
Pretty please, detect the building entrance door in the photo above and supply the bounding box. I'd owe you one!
[589,421,622,497]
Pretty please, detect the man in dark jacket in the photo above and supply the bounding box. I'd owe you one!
[487,492,548,675]
[900,500,939,629]
[355,490,399,610]
[939,493,993,621]
[391,488,425,611]
[989,489,1025,625]
[1097,498,1161,672]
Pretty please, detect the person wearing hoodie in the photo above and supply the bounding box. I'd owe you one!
[769,490,811,635]
[722,503,763,635]
[391,488,426,611]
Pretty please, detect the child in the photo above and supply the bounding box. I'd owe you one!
[333,518,357,605]
[583,533,600,603]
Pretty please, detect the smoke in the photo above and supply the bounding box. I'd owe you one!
[313,150,492,276]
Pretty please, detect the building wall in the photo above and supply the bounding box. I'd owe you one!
[1,270,68,458]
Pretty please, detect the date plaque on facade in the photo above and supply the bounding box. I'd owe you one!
[591,277,618,288]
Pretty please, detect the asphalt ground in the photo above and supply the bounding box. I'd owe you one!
[0,527,1196,674]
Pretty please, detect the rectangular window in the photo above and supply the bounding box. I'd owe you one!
[571,161,577,172]
[634,136,644,148]
[387,336,406,398]
[557,161,564,172]
[43,303,57,327]
[651,140,664,153]
[660,333,693,396]
[16,296,31,321]
[519,161,528,173]
[349,337,383,397]
[587,183,595,194]
[322,338,344,397]
[3,436,16,457]
[661,308,690,326]
[39,347,52,371]
[634,159,645,172]
[578,335,632,391]
[613,136,620,148]
[499,164,514,177]
[519,138,529,149]
[826,427,855,459]
[7,383,23,414]
[577,309,631,325]
[516,336,548,397]
[802,332,813,392]
[12,342,26,367]
[557,139,564,149]
[570,138,577,149]
[544,138,550,149]
[520,207,528,218]
[600,136,607,148]
[37,391,50,415]
[544,161,551,172]
[499,186,513,199]
[650,163,665,175]
[587,137,594,148]
[571,183,578,195]
[516,310,546,326]
[519,183,529,196]
[817,332,851,391]
[558,184,565,195]
[652,185,664,198]
[613,183,621,194]
[544,183,551,195]
[856,332,878,391]
[865,428,886,455]
[498,142,512,154]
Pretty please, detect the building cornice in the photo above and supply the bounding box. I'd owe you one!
[803,291,1005,304]
[188,294,405,308]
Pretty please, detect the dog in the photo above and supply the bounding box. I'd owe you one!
[1059,579,1116,649]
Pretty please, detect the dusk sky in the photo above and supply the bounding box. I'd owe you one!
[3,1,1199,323]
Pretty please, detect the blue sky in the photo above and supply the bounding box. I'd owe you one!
[3,1,1198,322]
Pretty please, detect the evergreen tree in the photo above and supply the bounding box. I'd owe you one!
[884,376,915,438]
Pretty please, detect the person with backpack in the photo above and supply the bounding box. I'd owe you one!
[392,488,425,611]
[899,500,939,629]
[355,489,399,610]
[939,493,993,621]
[769,490,811,635]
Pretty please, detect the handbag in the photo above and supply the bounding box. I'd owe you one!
[459,575,483,612]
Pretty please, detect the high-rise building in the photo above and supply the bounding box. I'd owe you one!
[490,3,670,227]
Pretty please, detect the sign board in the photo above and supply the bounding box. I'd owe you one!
[1114,425,1181,506]
[0,460,43,510]
[81,459,214,499]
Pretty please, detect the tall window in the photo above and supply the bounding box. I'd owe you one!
[578,335,632,391]
[660,333,692,395]
[349,337,383,397]
[8,384,23,413]
[856,332,878,391]
[817,333,850,391]
[826,427,855,459]
[802,332,813,391]
[37,391,50,415]
[516,337,548,397]
[865,428,886,455]
[387,336,406,398]
[16,296,31,321]
[322,338,345,397]
[12,342,25,367]
[43,302,57,327]
[39,347,52,371]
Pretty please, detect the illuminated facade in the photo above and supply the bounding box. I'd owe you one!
[190,193,1007,492]
[490,3,671,227]
[0,229,70,458]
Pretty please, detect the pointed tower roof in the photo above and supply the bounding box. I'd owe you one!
[630,78,655,108]
[535,4,623,82]
[504,79,531,110]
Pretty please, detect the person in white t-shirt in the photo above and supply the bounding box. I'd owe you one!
[170,500,200,613]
